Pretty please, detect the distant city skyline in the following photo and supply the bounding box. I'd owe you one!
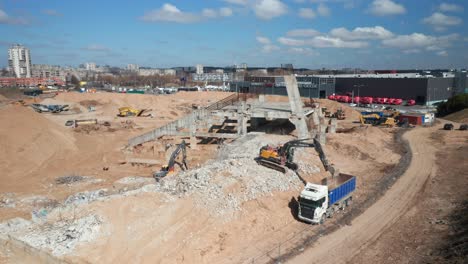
[1,0,467,69]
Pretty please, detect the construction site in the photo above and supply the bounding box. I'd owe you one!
[0,75,467,264]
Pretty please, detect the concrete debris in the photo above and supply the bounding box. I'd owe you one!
[55,175,86,185]
[64,189,108,206]
[0,217,32,235]
[11,215,102,256]
[155,134,303,216]
[115,176,154,185]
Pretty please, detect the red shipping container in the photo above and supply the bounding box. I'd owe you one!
[353,96,361,103]
[387,98,395,104]
[393,99,403,105]
[328,95,336,100]
[398,114,422,125]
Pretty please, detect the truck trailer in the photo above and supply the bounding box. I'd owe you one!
[298,173,356,224]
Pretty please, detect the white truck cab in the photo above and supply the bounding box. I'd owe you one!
[298,183,329,224]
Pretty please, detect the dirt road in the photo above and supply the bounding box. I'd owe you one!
[289,126,437,264]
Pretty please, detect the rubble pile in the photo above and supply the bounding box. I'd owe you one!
[157,134,303,216]
[1,215,101,256]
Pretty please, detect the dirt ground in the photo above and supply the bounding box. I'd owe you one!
[2,92,451,264]
[290,122,468,264]
[443,108,468,124]
[0,91,230,221]
[349,125,468,264]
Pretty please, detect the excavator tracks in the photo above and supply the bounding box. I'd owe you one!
[255,158,287,173]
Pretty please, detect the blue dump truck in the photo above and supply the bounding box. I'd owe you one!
[298,173,356,224]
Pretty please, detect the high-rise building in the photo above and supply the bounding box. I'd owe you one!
[127,64,139,71]
[85,62,97,71]
[196,64,204,74]
[8,44,32,78]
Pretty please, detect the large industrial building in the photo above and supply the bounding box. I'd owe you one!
[334,73,467,105]
[230,76,336,98]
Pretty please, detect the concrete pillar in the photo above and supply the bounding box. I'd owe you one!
[316,125,327,145]
[190,121,197,149]
[259,94,265,103]
[312,111,320,126]
[328,118,337,134]
[284,75,309,139]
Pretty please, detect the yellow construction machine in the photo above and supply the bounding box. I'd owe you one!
[359,113,397,127]
[118,107,151,117]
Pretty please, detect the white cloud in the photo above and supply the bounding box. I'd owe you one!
[0,9,28,24]
[83,44,111,52]
[382,33,459,51]
[299,8,316,19]
[309,36,368,48]
[402,49,421,54]
[288,47,318,55]
[286,29,321,37]
[317,3,330,16]
[278,35,368,48]
[224,0,249,5]
[256,35,280,53]
[253,0,288,20]
[278,37,306,46]
[141,4,200,23]
[439,3,463,12]
[256,36,271,44]
[368,0,406,16]
[422,12,462,31]
[219,7,233,17]
[330,26,393,40]
[262,44,280,53]
[202,8,218,18]
[141,4,232,23]
[436,50,448,56]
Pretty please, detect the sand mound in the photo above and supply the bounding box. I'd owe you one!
[53,91,231,118]
[0,106,77,186]
[443,108,468,124]
[316,99,361,120]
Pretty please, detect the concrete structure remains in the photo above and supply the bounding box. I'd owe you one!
[8,44,32,78]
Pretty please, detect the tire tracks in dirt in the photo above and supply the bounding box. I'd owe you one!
[288,126,437,264]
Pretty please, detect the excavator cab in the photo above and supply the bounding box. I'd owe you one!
[256,139,313,173]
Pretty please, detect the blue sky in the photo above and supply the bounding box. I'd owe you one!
[0,0,467,69]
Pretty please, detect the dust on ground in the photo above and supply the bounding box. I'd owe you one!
[0,93,407,263]
[351,127,468,264]
[443,108,468,124]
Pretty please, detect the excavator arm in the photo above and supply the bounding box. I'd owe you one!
[153,140,188,179]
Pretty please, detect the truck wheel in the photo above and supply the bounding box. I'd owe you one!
[320,214,325,224]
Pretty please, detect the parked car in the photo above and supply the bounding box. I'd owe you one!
[460,124,468,131]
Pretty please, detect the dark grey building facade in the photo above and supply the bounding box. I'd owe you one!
[335,75,466,104]
[230,76,335,98]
